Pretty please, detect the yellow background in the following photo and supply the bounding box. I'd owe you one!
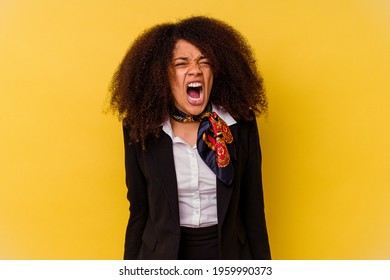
[1,0,389,259]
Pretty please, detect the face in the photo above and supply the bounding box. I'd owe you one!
[169,39,213,116]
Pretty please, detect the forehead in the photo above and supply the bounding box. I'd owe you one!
[172,39,204,58]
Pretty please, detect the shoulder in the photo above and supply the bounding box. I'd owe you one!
[123,124,171,151]
[232,116,258,132]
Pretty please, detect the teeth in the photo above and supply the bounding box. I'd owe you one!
[188,82,202,88]
[187,95,201,101]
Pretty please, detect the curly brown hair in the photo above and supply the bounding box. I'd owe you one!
[108,16,267,144]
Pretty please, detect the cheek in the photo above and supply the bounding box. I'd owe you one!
[207,73,214,92]
[169,75,182,102]
[170,80,182,98]
[169,70,183,89]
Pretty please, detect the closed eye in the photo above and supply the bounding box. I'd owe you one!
[174,62,188,67]
[199,58,211,66]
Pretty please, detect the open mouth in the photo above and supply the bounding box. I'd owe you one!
[186,82,204,105]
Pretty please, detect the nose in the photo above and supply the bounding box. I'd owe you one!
[187,62,202,75]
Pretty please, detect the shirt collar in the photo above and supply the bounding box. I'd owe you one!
[212,104,237,126]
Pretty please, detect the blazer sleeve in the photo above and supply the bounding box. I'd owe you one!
[241,119,271,259]
[122,126,148,259]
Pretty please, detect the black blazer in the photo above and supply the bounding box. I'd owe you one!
[123,119,271,259]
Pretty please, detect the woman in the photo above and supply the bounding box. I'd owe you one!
[108,16,271,259]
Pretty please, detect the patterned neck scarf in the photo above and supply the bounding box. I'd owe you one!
[170,104,235,185]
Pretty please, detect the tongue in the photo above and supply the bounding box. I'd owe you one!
[187,88,200,99]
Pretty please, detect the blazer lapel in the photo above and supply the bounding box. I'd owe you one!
[217,123,239,226]
[147,132,180,227]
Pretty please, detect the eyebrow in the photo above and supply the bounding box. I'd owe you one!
[173,55,208,61]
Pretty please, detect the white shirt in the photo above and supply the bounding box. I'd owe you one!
[162,105,236,228]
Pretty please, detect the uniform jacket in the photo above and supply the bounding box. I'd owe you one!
[123,118,271,259]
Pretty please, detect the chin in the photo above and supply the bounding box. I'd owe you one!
[186,104,207,116]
